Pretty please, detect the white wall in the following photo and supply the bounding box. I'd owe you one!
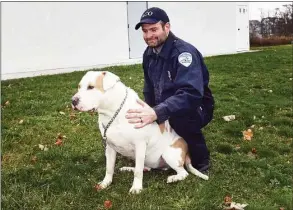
[1,2,249,80]
[148,2,239,56]
[1,2,131,79]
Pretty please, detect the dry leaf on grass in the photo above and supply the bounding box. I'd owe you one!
[242,129,253,141]
[59,111,66,115]
[38,144,49,151]
[235,145,241,150]
[19,119,24,124]
[223,115,236,122]
[55,139,62,145]
[4,101,10,106]
[251,148,257,154]
[224,195,232,205]
[104,200,112,209]
[55,133,64,146]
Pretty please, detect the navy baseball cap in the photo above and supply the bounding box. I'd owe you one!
[135,7,169,30]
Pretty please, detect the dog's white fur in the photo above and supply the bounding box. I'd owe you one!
[72,71,208,194]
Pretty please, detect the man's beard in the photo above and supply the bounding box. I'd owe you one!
[145,34,168,48]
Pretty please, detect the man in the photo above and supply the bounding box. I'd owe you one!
[126,7,214,174]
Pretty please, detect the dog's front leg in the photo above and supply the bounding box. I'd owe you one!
[129,142,147,194]
[98,144,117,189]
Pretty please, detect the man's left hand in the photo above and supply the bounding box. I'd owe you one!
[126,99,157,129]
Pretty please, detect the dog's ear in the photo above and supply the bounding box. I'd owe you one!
[101,71,120,91]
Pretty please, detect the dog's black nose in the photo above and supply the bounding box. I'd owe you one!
[72,97,79,107]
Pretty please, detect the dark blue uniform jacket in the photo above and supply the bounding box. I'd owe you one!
[142,32,214,131]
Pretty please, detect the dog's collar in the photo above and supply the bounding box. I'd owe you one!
[101,87,128,148]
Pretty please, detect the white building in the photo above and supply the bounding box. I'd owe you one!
[1,2,249,80]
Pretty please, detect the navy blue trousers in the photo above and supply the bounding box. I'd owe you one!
[169,113,210,170]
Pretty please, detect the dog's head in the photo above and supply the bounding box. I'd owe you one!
[71,71,120,111]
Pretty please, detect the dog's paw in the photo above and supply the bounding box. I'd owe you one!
[97,180,111,189]
[120,167,135,172]
[129,186,143,194]
[167,172,188,183]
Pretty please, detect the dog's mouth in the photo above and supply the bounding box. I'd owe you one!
[71,104,78,110]
[71,104,96,113]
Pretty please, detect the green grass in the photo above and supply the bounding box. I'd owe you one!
[1,45,292,210]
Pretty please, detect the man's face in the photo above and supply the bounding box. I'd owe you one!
[141,22,170,48]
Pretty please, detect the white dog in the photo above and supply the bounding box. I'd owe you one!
[72,71,208,194]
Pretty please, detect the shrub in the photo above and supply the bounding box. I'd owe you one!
[250,36,293,47]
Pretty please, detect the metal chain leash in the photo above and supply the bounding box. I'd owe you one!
[101,87,128,148]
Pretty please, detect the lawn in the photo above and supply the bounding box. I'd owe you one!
[1,45,292,210]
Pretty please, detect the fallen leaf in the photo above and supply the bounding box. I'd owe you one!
[235,145,241,150]
[268,90,273,93]
[38,144,49,151]
[251,148,257,154]
[259,127,263,130]
[250,125,255,128]
[4,101,10,106]
[59,111,66,115]
[39,144,45,150]
[55,139,62,146]
[19,119,24,124]
[223,115,236,122]
[224,195,232,205]
[104,200,112,209]
[243,129,253,141]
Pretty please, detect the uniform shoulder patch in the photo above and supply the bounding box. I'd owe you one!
[178,52,192,67]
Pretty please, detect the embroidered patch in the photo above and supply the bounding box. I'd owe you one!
[178,52,192,67]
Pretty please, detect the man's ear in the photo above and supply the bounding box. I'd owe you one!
[102,71,120,90]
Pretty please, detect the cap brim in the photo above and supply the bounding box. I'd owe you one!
[135,18,159,30]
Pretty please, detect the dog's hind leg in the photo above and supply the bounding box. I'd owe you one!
[162,146,189,183]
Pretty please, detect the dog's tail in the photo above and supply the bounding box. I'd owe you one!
[185,154,209,181]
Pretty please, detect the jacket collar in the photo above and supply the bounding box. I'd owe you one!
[146,31,177,59]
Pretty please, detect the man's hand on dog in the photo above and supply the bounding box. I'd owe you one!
[126,99,157,129]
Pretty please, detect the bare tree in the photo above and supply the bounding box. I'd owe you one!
[257,3,293,37]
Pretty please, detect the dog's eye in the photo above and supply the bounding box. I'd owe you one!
[88,85,94,90]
